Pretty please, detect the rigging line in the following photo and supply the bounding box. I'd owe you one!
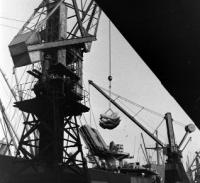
[91,105,98,130]
[89,101,99,129]
[17,66,28,84]
[117,98,145,120]
[99,85,164,118]
[5,95,13,111]
[133,136,136,155]
[15,75,32,101]
[15,113,23,132]
[0,119,12,155]
[3,121,8,142]
[87,83,98,129]
[153,118,165,134]
[13,112,20,130]
[0,16,27,23]
[5,90,15,111]
[11,74,15,89]
[0,118,9,143]
[82,114,88,125]
[118,100,168,141]
[99,85,187,128]
[151,150,156,161]
[6,78,16,109]
[0,68,16,110]
[25,76,36,99]
[117,99,156,132]
[0,24,19,30]
[117,99,137,116]
[1,116,13,152]
[137,141,141,162]
[89,99,98,130]
[78,116,83,126]
[0,80,10,99]
[133,107,144,118]
[173,120,185,127]
[10,108,18,123]
[20,68,32,99]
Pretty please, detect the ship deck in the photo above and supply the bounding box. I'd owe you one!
[0,155,155,183]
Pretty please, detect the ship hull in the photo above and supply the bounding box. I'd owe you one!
[0,155,153,183]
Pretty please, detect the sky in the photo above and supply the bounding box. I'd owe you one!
[0,0,200,167]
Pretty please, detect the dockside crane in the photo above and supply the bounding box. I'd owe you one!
[8,0,101,182]
[89,80,196,183]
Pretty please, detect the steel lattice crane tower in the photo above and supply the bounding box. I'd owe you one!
[8,0,101,182]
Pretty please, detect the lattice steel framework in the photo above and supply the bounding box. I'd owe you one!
[10,0,101,181]
[16,0,101,50]
[17,113,87,174]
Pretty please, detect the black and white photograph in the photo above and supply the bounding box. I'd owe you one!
[0,0,199,182]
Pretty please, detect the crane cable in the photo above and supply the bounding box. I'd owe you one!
[98,85,186,128]
[108,19,112,110]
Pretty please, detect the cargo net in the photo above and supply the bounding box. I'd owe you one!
[99,109,121,130]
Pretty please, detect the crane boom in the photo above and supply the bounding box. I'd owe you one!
[88,80,164,147]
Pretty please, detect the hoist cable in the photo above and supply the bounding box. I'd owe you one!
[108,19,112,110]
